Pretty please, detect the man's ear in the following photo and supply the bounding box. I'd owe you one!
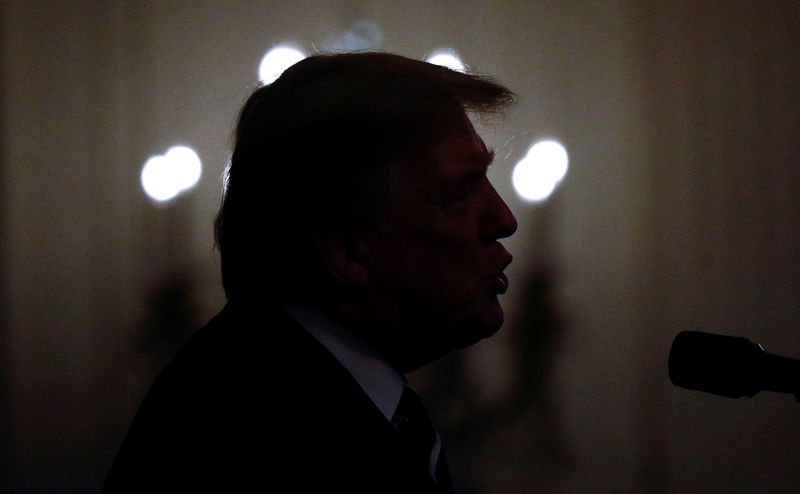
[315,229,370,286]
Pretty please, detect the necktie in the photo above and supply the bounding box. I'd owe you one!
[392,385,454,492]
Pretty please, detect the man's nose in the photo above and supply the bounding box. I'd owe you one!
[481,181,518,242]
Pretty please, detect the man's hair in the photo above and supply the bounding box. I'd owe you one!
[215,51,514,299]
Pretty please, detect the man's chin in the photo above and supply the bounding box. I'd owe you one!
[478,298,506,336]
[451,302,506,349]
[400,324,502,372]
[394,301,506,371]
[466,319,503,347]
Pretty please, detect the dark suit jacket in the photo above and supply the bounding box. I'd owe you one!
[103,297,447,493]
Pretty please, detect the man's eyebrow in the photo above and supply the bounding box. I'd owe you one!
[457,148,495,183]
[471,148,496,166]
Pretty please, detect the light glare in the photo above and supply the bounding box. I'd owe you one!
[426,49,465,72]
[512,140,569,203]
[259,46,306,84]
[325,19,383,52]
[166,146,202,190]
[141,156,174,202]
[141,145,202,203]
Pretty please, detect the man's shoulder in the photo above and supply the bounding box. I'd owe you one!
[104,300,434,493]
[128,298,390,432]
[152,299,350,400]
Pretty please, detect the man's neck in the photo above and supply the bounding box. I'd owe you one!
[282,300,405,422]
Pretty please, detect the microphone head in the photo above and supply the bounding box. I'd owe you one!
[669,331,764,398]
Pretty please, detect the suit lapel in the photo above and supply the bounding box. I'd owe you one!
[216,299,444,492]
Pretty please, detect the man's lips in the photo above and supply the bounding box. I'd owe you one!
[490,253,512,294]
[492,272,509,294]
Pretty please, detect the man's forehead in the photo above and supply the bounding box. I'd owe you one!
[442,111,486,149]
[381,112,493,192]
[427,121,492,172]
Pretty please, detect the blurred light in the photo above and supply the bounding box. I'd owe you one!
[141,145,202,203]
[426,49,465,72]
[259,45,306,84]
[325,19,383,52]
[512,139,569,203]
[166,146,202,188]
[141,156,173,202]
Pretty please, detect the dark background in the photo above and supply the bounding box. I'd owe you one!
[2,1,799,492]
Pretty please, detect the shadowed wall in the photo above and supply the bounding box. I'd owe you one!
[1,1,798,493]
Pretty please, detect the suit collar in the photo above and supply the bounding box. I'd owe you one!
[283,301,404,422]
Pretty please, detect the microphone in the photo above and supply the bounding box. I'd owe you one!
[669,331,800,400]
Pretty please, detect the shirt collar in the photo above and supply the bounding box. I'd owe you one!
[282,301,404,422]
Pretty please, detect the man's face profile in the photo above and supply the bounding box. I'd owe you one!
[359,115,518,370]
[106,53,520,492]
[214,53,518,370]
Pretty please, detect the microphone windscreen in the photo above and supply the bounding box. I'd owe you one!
[668,331,764,398]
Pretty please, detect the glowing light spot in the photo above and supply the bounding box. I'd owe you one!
[141,145,202,203]
[166,145,202,189]
[426,49,465,72]
[258,45,306,84]
[325,19,383,52]
[512,140,569,203]
[141,156,174,202]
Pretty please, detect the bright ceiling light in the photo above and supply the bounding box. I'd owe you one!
[141,145,202,203]
[259,45,306,84]
[512,139,569,203]
[426,49,465,72]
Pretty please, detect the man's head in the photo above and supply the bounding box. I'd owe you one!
[215,52,517,370]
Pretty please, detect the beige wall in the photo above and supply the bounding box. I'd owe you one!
[2,1,798,492]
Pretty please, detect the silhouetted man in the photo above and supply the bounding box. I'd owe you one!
[104,52,517,493]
